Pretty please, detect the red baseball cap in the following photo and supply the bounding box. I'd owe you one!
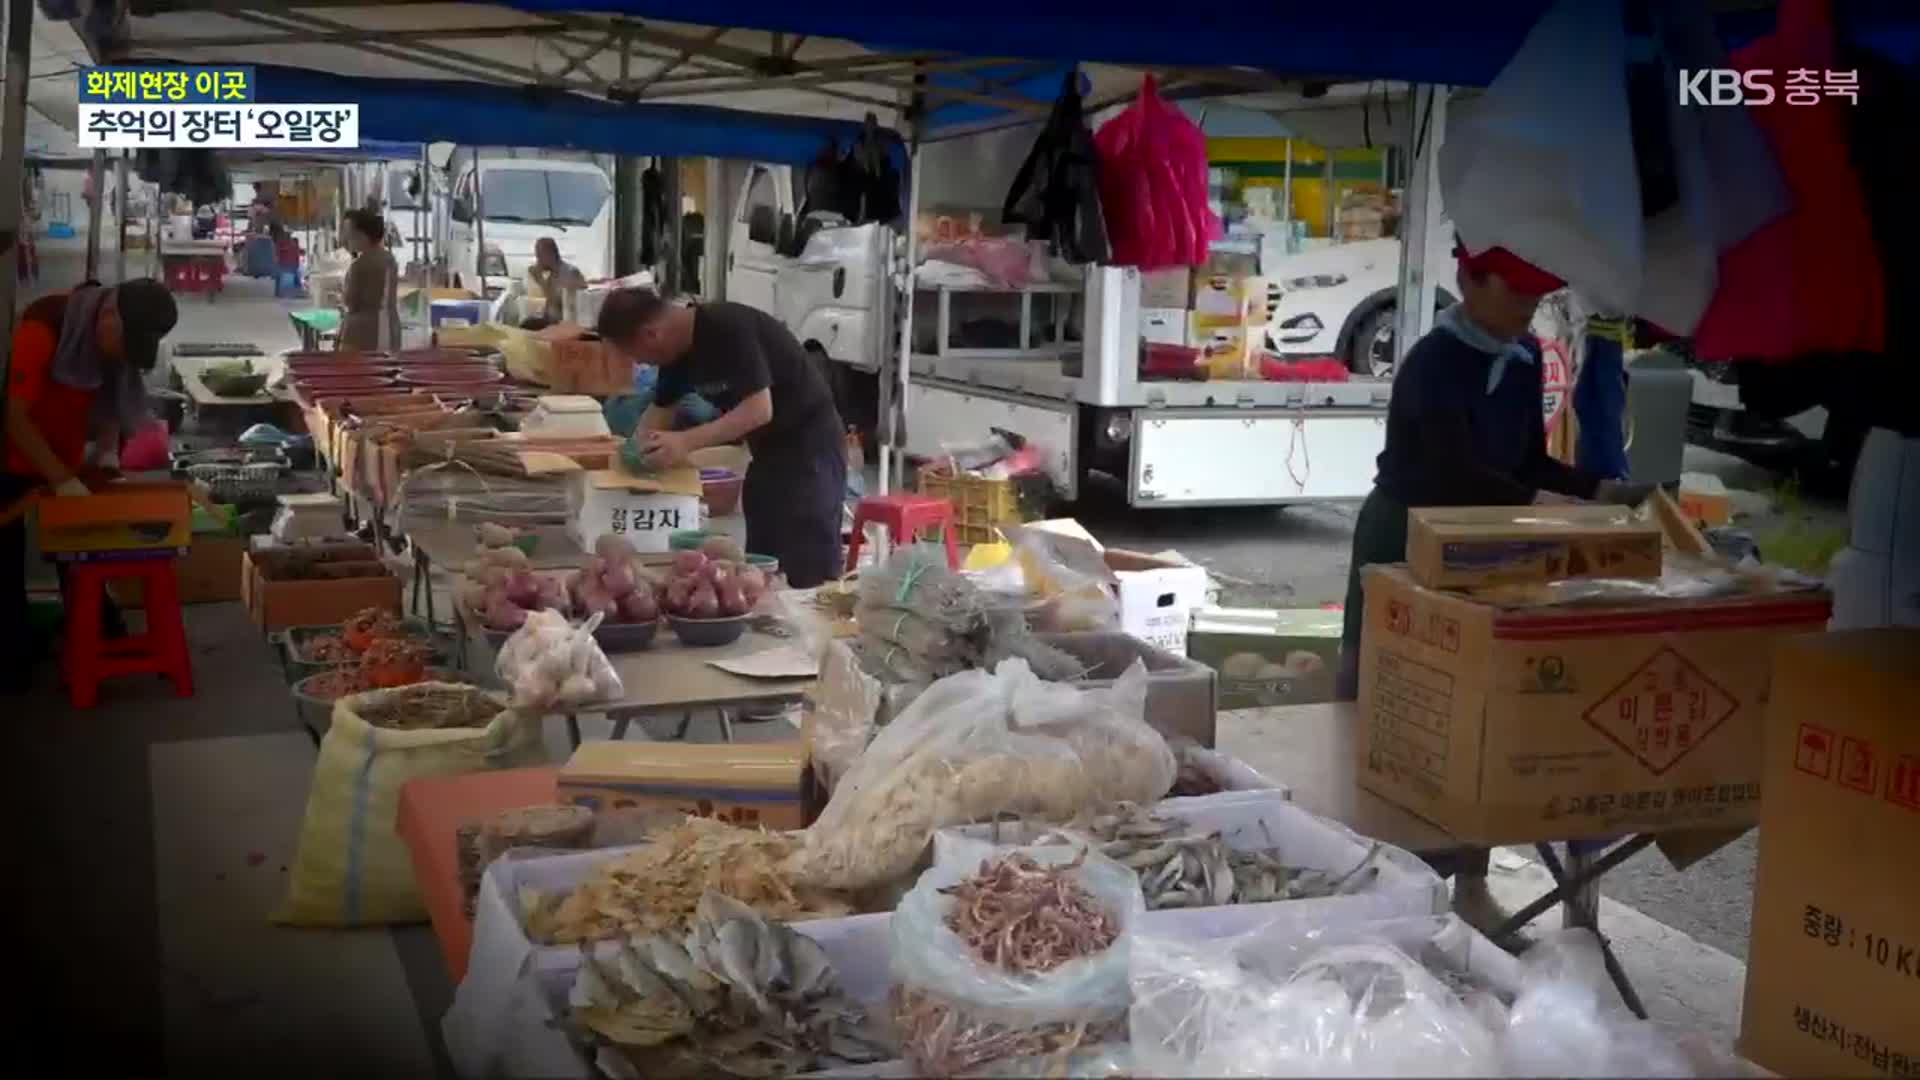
[1453,240,1565,296]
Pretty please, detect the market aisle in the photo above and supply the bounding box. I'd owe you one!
[151,732,432,1075]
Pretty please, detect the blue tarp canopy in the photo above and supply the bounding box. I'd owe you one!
[502,1,1920,86]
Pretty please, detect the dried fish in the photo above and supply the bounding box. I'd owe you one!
[563,892,891,1079]
[521,817,855,946]
[940,851,1121,975]
[894,984,1122,1078]
[1021,803,1387,911]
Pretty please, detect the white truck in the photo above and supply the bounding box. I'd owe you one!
[443,150,616,296]
[722,162,1394,507]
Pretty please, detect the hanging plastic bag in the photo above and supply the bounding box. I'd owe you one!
[1439,0,1643,313]
[494,608,624,711]
[890,839,1144,1076]
[1095,75,1219,268]
[1691,0,1885,360]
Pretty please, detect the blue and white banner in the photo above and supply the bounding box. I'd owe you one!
[77,104,360,149]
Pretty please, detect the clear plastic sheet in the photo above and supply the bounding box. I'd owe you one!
[890,841,1144,1076]
[1470,553,1824,609]
[1130,919,1741,1078]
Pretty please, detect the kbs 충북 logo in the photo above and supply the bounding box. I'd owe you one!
[1678,68,1860,106]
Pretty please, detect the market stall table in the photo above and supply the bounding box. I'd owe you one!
[160,239,230,301]
[395,765,561,982]
[289,308,340,352]
[454,593,813,748]
[1222,701,1659,1018]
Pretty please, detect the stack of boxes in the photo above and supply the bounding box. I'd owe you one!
[1137,263,1270,381]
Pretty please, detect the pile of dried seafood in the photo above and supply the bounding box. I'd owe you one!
[521,817,854,946]
[563,892,891,1079]
[942,852,1120,974]
[1026,803,1384,910]
[896,852,1129,1076]
[854,545,1083,689]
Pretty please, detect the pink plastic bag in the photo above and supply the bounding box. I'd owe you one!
[1095,76,1219,268]
[120,418,171,471]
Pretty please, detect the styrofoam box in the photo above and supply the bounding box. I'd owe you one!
[446,792,1442,1078]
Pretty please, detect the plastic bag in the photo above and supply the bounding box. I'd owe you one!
[1439,1,1643,314]
[494,608,624,711]
[1094,75,1219,269]
[787,657,1172,891]
[1003,524,1119,632]
[1129,917,1505,1078]
[1501,930,1713,1078]
[891,840,1144,1076]
[276,684,544,927]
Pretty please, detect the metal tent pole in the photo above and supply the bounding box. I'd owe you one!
[1392,85,1447,367]
[0,0,32,433]
[115,152,130,283]
[881,136,922,498]
[472,149,488,297]
[85,150,104,281]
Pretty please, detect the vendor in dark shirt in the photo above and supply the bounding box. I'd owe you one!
[1334,241,1650,941]
[597,290,847,588]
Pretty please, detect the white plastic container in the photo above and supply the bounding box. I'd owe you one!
[520,395,612,439]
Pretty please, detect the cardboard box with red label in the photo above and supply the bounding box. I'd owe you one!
[1739,629,1920,1079]
[1355,564,1831,844]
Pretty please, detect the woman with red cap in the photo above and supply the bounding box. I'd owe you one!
[1335,239,1652,938]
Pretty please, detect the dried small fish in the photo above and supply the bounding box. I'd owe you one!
[562,892,891,1079]
[521,817,855,946]
[940,851,1120,975]
[1020,802,1386,911]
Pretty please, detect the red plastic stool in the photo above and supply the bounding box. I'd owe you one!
[62,557,195,708]
[845,494,960,574]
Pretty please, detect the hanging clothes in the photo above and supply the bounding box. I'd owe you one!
[639,165,665,267]
[1692,0,1885,361]
[1002,72,1111,265]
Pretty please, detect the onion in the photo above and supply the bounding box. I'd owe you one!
[717,582,750,617]
[505,570,543,608]
[687,583,721,619]
[535,577,566,610]
[601,561,637,597]
[618,590,657,623]
[735,567,768,594]
[665,578,694,613]
[484,596,528,631]
[672,550,708,576]
[701,562,730,587]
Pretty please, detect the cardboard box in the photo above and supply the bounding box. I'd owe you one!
[1041,630,1219,748]
[177,535,248,603]
[1406,505,1663,590]
[558,740,808,830]
[566,464,703,554]
[1356,565,1832,844]
[1013,521,1212,655]
[1677,473,1733,528]
[243,547,403,631]
[1139,307,1191,347]
[1190,273,1268,328]
[35,482,191,554]
[1739,629,1920,1079]
[1139,266,1193,309]
[1188,607,1344,710]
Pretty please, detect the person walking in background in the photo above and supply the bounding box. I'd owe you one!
[337,209,401,352]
